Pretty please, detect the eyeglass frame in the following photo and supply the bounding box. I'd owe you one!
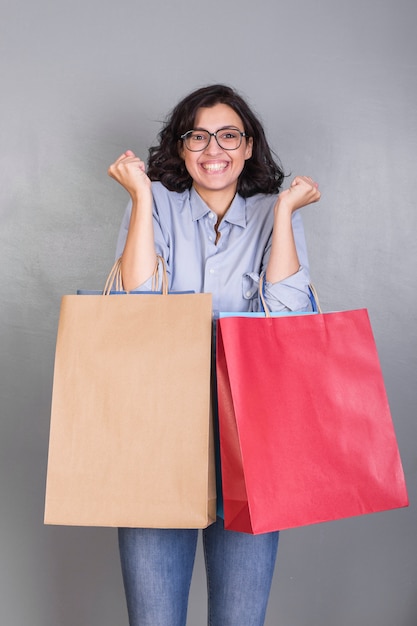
[180,126,249,152]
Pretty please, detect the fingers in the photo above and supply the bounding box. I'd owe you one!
[107,150,152,202]
[291,176,320,199]
[108,151,146,179]
[111,150,136,167]
[279,175,321,212]
[112,151,142,167]
[291,175,319,189]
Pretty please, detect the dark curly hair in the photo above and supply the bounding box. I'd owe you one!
[147,84,285,197]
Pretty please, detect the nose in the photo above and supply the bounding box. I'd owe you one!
[204,133,222,154]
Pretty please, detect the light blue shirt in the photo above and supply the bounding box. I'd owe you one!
[115,182,312,314]
[115,182,313,518]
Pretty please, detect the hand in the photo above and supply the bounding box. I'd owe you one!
[276,176,321,213]
[108,150,152,202]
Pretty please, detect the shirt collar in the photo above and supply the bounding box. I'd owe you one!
[189,187,247,227]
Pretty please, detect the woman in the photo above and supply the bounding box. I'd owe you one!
[108,84,320,626]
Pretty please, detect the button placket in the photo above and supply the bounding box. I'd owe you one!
[206,212,220,248]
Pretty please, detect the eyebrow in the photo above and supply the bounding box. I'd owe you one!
[192,126,242,131]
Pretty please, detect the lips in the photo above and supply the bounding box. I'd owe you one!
[200,161,229,172]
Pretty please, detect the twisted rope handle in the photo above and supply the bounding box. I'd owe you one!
[151,256,168,295]
[102,255,168,295]
[102,258,123,295]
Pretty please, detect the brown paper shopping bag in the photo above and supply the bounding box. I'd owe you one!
[44,257,215,528]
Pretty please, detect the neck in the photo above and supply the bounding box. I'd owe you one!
[192,185,237,219]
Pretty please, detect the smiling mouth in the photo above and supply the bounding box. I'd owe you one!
[201,162,228,172]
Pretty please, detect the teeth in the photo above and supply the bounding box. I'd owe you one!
[202,163,227,171]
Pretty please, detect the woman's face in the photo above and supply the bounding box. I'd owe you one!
[179,103,253,200]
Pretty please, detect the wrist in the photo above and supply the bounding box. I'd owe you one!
[130,188,153,209]
[274,197,294,217]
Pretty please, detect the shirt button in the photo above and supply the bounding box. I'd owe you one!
[208,236,213,242]
[246,291,252,298]
[209,268,215,274]
[208,213,215,220]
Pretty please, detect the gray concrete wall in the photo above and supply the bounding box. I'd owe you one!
[1,0,416,624]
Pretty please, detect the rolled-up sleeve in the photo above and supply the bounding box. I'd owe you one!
[244,210,312,313]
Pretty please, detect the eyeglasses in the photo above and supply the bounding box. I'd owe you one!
[180,127,248,151]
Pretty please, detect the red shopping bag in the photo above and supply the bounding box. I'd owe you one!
[216,301,408,535]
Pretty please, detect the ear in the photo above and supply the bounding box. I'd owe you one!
[244,137,253,160]
[177,140,185,160]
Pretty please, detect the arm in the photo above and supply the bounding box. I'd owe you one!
[108,150,157,291]
[266,176,320,283]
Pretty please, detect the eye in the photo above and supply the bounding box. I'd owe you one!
[190,132,208,142]
[219,130,239,141]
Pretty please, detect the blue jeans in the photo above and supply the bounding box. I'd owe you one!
[118,517,279,626]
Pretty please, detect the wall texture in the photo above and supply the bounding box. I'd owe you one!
[1,0,416,624]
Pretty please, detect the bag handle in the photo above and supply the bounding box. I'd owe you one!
[151,256,169,295]
[102,255,168,295]
[308,283,322,313]
[259,273,322,316]
[103,258,123,294]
